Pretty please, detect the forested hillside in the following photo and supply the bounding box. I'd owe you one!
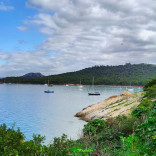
[1,63,156,85]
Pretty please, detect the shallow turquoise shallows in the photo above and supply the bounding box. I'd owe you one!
[0,84,142,144]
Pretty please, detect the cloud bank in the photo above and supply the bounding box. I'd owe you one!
[0,0,156,76]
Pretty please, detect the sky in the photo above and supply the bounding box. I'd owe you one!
[0,0,156,77]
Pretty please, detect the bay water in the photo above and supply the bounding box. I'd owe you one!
[0,84,142,144]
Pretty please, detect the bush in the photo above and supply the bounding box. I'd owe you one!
[136,103,156,155]
[83,119,107,136]
[110,115,140,136]
[146,84,156,99]
[132,98,151,117]
[0,123,48,155]
[48,134,73,156]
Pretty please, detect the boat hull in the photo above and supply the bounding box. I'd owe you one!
[44,91,54,93]
[88,93,100,96]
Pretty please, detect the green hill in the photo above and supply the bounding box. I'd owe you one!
[1,63,156,85]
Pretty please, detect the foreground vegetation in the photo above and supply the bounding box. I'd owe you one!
[0,77,156,155]
[1,63,156,85]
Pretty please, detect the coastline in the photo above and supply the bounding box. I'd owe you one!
[0,82,144,87]
[75,91,143,122]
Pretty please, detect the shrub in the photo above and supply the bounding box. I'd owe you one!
[0,123,48,155]
[136,103,156,155]
[71,146,93,156]
[48,134,73,156]
[132,98,151,117]
[83,119,107,136]
[146,84,156,99]
[111,115,140,135]
[118,134,143,155]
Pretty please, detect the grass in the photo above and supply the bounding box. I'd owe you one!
[106,100,126,109]
[124,101,136,106]
[114,108,119,111]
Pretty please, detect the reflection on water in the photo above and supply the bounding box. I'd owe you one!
[0,84,142,143]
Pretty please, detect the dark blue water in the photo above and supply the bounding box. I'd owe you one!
[0,84,142,143]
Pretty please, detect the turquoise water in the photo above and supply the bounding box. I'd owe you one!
[0,84,142,143]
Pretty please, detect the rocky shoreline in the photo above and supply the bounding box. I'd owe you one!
[75,91,143,122]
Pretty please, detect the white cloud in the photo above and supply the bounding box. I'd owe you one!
[17,26,28,32]
[1,0,156,76]
[0,2,14,11]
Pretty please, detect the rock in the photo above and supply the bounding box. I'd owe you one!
[75,91,143,122]
[120,91,132,96]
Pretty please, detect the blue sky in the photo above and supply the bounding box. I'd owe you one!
[0,0,45,52]
[0,0,156,77]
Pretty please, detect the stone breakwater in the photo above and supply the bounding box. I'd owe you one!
[75,91,143,122]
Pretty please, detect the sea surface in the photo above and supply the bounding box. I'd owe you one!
[0,84,142,144]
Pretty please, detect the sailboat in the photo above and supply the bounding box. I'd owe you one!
[88,77,100,95]
[44,80,54,93]
[78,79,83,88]
[127,82,134,92]
[44,90,54,93]
[48,80,53,87]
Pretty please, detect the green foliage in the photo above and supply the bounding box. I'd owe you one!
[132,98,151,117]
[118,135,143,155]
[145,84,156,99]
[71,146,93,156]
[136,103,156,155]
[32,134,45,145]
[0,123,48,155]
[0,123,24,155]
[47,134,73,156]
[144,77,156,99]
[108,115,139,134]
[144,77,156,90]
[83,119,107,136]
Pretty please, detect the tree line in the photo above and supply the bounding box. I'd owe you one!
[1,63,156,85]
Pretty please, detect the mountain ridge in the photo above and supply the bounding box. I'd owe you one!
[1,63,156,85]
[21,73,44,78]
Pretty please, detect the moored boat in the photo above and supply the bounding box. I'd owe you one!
[44,90,54,93]
[88,92,100,96]
[88,77,100,96]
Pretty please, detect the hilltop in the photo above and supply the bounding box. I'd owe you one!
[21,73,44,78]
[1,63,156,85]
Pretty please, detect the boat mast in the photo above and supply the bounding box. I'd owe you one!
[92,77,94,86]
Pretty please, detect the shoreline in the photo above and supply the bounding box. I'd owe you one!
[75,91,143,122]
[0,83,144,87]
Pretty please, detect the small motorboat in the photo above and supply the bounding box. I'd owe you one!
[44,90,54,93]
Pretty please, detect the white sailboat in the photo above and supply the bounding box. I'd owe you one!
[127,82,134,92]
[48,79,53,87]
[88,77,100,95]
[78,79,83,88]
[44,80,54,93]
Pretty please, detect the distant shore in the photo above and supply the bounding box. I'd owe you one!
[0,82,144,87]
